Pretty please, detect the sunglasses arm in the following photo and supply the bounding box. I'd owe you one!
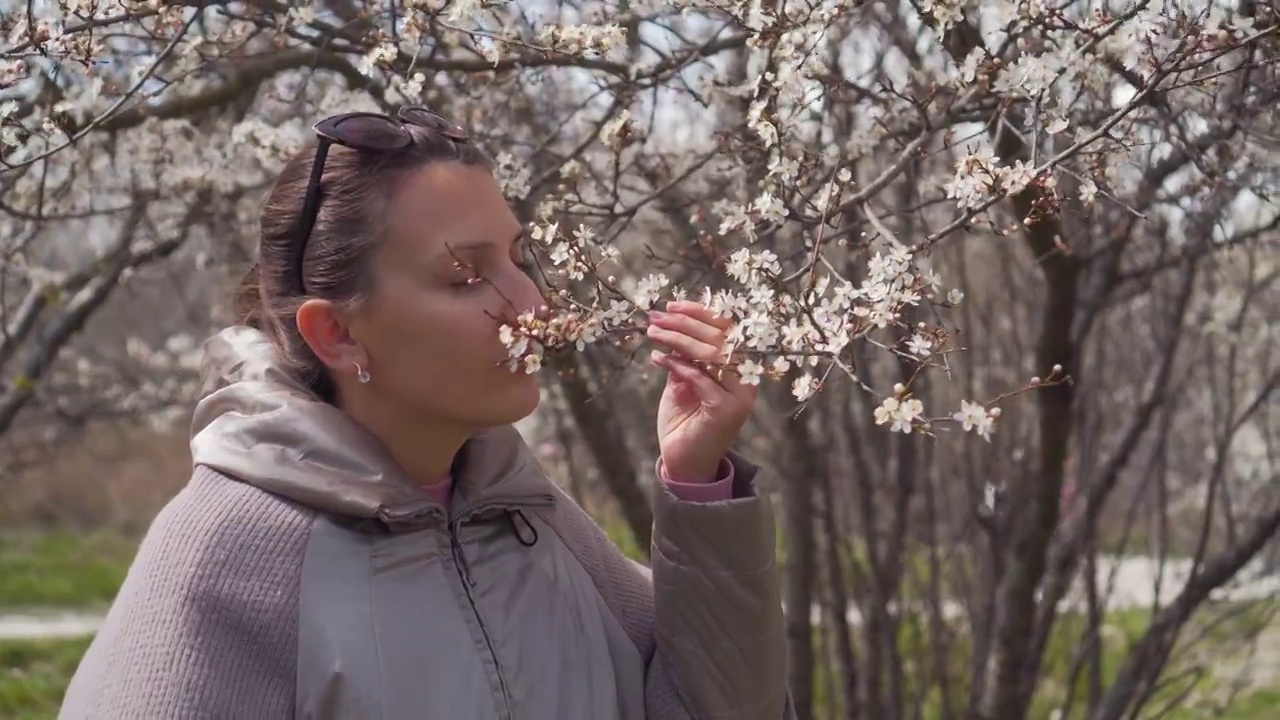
[291,138,333,293]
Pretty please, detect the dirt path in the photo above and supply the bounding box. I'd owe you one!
[0,609,102,641]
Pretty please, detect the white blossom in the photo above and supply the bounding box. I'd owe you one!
[792,374,817,401]
[906,334,933,357]
[737,359,764,385]
[875,396,924,434]
[953,400,995,440]
[633,273,670,310]
[1079,178,1098,205]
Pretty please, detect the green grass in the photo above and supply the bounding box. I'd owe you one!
[0,637,93,720]
[1031,602,1278,720]
[1163,688,1280,720]
[1143,689,1280,720]
[808,600,1276,720]
[0,531,138,610]
[597,512,646,562]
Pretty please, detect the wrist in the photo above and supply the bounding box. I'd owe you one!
[659,455,723,485]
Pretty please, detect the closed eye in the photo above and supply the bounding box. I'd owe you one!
[511,232,534,273]
[513,247,533,272]
[441,230,528,288]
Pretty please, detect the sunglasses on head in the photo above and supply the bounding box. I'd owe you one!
[290,106,471,292]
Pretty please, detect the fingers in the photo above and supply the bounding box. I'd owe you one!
[651,351,726,398]
[647,322,725,365]
[648,309,725,346]
[647,325,720,363]
[664,300,733,330]
[646,302,732,364]
[648,301,759,405]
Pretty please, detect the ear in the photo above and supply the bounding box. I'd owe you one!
[296,298,367,374]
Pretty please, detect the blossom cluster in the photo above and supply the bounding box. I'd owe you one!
[496,219,1013,440]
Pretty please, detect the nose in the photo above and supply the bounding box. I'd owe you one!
[502,266,545,319]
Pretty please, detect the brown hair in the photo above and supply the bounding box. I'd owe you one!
[234,124,492,402]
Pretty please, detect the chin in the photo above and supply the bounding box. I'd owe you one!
[483,372,542,427]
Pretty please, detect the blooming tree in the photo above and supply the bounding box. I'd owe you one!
[2,1,1277,719]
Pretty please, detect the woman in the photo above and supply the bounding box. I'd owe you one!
[61,107,792,720]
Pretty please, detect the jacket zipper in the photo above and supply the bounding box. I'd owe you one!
[445,495,554,719]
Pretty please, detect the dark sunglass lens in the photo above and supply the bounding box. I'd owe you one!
[401,107,469,142]
[331,115,410,150]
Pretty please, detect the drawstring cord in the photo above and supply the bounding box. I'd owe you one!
[450,510,539,587]
[505,509,539,547]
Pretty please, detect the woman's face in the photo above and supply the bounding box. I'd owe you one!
[345,161,544,429]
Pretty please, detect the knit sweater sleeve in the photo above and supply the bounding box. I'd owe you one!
[59,467,313,720]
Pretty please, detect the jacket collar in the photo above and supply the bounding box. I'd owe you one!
[189,326,553,530]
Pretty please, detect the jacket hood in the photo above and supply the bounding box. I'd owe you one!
[188,326,554,530]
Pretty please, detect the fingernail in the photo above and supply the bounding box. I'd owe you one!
[649,310,667,320]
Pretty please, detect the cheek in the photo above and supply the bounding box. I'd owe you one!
[372,292,507,369]
[357,282,444,365]
[365,269,514,344]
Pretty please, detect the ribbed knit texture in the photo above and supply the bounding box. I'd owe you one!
[59,467,313,720]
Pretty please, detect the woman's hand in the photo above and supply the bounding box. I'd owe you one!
[647,301,758,484]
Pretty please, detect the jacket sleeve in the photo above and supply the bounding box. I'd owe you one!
[59,468,310,720]
[645,451,794,720]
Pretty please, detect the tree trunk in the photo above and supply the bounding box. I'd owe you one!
[552,353,653,551]
[779,403,819,719]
